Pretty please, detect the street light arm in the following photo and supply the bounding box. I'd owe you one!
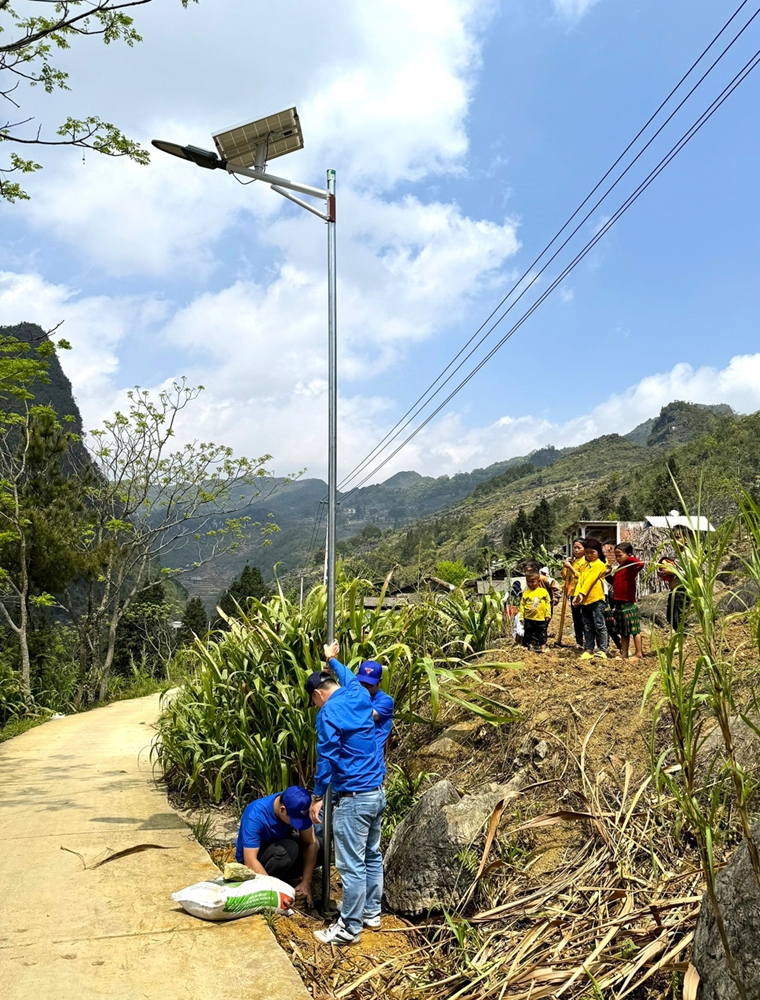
[270,184,329,221]
[225,161,328,200]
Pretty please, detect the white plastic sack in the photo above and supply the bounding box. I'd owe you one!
[512,611,524,639]
[172,874,295,921]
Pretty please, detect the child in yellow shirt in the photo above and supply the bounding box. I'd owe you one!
[562,538,587,650]
[519,570,552,653]
[572,538,609,660]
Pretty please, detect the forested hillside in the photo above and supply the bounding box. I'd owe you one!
[181,399,743,596]
[302,401,758,588]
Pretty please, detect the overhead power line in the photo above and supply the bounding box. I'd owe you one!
[337,0,759,495]
[340,37,760,498]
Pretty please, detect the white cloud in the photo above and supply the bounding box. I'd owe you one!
[14,0,494,277]
[2,268,758,491]
[0,270,159,417]
[381,353,760,477]
[0,0,526,485]
[150,191,518,472]
[552,0,602,23]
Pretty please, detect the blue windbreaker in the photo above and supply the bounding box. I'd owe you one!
[370,688,394,755]
[313,657,386,796]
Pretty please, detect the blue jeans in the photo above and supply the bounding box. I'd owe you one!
[332,787,385,936]
[581,600,609,653]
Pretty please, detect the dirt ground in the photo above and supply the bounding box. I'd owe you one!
[201,616,758,999]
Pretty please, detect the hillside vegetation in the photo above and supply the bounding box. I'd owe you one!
[316,402,759,586]
[177,400,742,597]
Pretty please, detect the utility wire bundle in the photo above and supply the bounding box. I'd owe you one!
[330,0,760,506]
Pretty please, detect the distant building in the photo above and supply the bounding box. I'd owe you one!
[563,511,714,554]
[564,510,715,595]
[563,520,645,552]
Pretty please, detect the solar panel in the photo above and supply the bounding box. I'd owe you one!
[212,107,304,167]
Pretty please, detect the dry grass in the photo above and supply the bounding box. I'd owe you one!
[263,734,707,1000]
[203,619,760,999]
[408,722,704,1000]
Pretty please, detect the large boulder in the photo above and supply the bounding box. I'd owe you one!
[716,582,760,615]
[692,820,760,999]
[638,592,669,627]
[696,716,760,788]
[383,773,525,914]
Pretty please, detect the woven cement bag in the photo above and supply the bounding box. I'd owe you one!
[172,874,295,921]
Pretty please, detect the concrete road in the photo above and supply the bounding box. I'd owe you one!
[0,694,309,1000]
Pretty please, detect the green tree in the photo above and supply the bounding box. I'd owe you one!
[178,596,209,645]
[645,457,681,516]
[580,505,591,520]
[434,560,470,586]
[0,403,84,699]
[0,1,198,202]
[217,564,270,624]
[617,494,634,521]
[596,483,617,519]
[67,381,275,702]
[529,498,555,548]
[503,507,532,552]
[112,583,172,676]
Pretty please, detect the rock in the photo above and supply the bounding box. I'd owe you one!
[383,773,526,914]
[223,862,256,882]
[692,819,760,999]
[696,716,760,786]
[419,737,465,759]
[412,737,465,774]
[513,735,549,769]
[717,582,760,615]
[638,593,669,627]
[441,719,481,744]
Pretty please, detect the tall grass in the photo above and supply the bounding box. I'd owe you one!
[644,487,760,1000]
[153,576,519,807]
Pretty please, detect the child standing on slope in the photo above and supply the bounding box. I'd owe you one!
[519,569,552,653]
[610,543,644,660]
[562,539,587,650]
[572,538,609,660]
[602,540,623,654]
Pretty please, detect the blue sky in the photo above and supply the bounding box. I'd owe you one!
[1,0,759,481]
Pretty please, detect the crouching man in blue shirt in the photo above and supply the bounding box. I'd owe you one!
[306,641,386,945]
[235,785,319,905]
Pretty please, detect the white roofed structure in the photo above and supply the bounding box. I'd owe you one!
[644,510,715,532]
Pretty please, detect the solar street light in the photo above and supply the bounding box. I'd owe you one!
[152,107,338,652]
[212,107,304,168]
[151,140,223,170]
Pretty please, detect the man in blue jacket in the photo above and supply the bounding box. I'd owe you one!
[356,660,394,758]
[306,641,386,945]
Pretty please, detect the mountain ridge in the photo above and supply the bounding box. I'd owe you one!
[172,399,740,602]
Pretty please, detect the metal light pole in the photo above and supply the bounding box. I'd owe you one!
[152,111,338,642]
[152,109,338,917]
[326,168,337,643]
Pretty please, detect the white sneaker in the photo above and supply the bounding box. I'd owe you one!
[313,919,360,945]
[363,914,381,929]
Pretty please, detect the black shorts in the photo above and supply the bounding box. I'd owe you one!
[523,619,548,648]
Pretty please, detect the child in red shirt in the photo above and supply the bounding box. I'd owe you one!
[610,543,645,660]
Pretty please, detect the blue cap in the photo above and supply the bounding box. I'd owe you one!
[356,660,383,686]
[281,786,312,830]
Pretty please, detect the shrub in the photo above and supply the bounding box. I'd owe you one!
[153,575,519,807]
[435,560,470,586]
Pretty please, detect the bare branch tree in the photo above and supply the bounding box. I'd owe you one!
[68,380,282,701]
[0,0,198,201]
